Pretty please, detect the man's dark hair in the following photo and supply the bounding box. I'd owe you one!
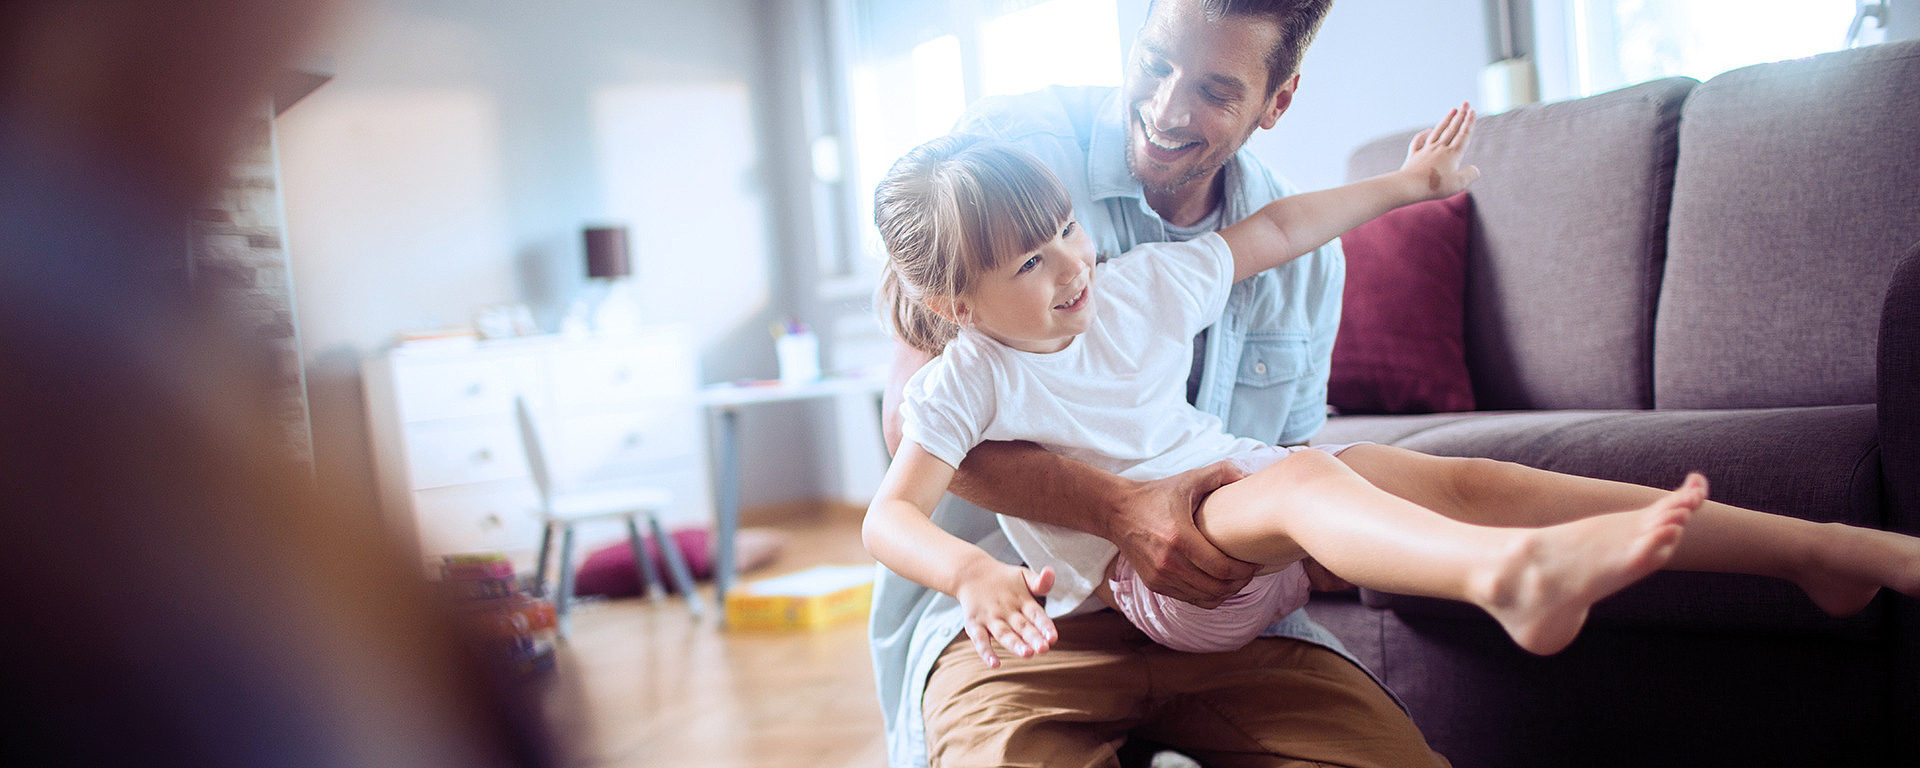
[1199,0,1334,94]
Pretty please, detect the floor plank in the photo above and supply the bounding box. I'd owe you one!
[537,508,885,768]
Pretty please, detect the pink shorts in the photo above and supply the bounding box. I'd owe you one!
[1104,443,1360,653]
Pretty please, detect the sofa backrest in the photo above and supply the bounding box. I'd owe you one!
[1655,38,1920,409]
[1346,78,1694,411]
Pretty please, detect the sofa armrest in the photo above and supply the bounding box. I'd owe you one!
[1880,240,1920,768]
[1882,241,1920,532]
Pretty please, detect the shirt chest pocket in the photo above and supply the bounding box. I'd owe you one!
[1236,333,1312,388]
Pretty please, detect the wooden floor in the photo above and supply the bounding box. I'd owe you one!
[536,507,887,768]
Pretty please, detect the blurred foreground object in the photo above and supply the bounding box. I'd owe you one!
[0,1,557,765]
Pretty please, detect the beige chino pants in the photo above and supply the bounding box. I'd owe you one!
[924,609,1449,768]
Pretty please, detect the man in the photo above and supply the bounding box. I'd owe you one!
[869,1,1450,766]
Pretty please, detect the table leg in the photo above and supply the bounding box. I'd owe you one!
[715,407,740,625]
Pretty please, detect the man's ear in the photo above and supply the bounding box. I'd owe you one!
[1258,73,1299,131]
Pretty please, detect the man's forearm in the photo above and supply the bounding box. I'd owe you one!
[884,339,1132,540]
[948,439,1126,539]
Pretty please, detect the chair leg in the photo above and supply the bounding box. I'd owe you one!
[555,524,578,639]
[531,520,555,598]
[626,515,666,602]
[648,513,705,618]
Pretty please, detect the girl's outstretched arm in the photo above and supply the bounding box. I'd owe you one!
[1222,103,1480,283]
[863,442,1058,667]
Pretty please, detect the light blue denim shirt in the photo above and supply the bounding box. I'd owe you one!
[868,86,1358,768]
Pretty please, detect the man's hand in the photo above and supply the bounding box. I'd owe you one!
[1104,459,1258,608]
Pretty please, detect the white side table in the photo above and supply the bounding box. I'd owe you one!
[700,374,886,620]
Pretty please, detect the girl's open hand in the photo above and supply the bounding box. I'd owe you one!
[955,563,1058,668]
[1402,102,1481,200]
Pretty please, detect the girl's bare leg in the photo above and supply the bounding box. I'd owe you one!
[1194,449,1702,655]
[1333,444,1920,617]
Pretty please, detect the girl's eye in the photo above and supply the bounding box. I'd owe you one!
[1061,220,1078,238]
[1017,255,1040,274]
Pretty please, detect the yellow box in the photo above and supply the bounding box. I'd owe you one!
[724,564,874,631]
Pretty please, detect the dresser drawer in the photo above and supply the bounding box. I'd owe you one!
[405,419,530,490]
[412,480,543,557]
[555,406,700,473]
[366,330,714,563]
[391,354,541,422]
[549,336,693,412]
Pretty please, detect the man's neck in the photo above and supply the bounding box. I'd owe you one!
[1143,170,1226,228]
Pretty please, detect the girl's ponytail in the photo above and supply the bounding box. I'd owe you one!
[878,260,958,355]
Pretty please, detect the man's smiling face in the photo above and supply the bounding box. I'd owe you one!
[1123,0,1295,220]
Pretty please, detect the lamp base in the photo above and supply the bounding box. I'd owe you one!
[592,278,642,336]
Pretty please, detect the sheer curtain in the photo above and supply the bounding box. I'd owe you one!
[1553,0,1871,97]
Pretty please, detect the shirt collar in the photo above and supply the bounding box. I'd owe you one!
[1087,89,1141,203]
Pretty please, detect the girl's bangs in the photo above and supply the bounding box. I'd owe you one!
[960,146,1072,273]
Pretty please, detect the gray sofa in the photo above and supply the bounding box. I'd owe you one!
[1304,38,1920,767]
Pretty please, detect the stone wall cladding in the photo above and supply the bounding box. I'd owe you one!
[190,106,313,466]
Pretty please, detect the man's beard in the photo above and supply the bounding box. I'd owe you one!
[1124,122,1239,199]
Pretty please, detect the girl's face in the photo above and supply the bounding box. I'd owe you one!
[955,216,1098,354]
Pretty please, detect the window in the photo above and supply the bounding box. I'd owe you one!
[1563,0,1874,97]
[845,0,1123,275]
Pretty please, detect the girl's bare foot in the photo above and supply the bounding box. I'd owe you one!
[1475,473,1707,655]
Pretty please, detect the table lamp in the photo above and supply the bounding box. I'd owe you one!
[585,225,641,334]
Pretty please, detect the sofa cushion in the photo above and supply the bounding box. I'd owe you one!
[1329,192,1475,415]
[1335,405,1882,636]
[1657,38,1920,409]
[1346,77,1693,412]
[1312,411,1486,447]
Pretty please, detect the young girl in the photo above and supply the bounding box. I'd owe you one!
[865,105,1916,665]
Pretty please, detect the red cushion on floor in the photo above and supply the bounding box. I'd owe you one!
[573,528,714,597]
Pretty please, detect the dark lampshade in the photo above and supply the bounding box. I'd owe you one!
[584,225,631,279]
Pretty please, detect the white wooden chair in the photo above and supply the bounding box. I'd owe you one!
[515,397,703,635]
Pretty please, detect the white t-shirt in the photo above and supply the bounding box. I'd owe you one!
[900,233,1269,615]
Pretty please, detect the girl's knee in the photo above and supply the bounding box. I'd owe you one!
[1235,448,1359,501]
[1271,447,1347,479]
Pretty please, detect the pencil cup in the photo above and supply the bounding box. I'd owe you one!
[777,332,820,384]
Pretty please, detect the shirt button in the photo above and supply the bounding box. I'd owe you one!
[1253,362,1268,375]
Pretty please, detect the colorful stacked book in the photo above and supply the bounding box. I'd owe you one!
[437,553,557,676]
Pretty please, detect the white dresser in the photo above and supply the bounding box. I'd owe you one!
[362,329,712,561]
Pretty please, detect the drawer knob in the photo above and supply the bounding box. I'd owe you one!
[613,367,633,384]
[465,382,485,398]
[473,448,493,464]
[623,432,643,448]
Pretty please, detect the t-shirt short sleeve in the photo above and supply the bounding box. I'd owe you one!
[898,341,999,470]
[1102,233,1235,338]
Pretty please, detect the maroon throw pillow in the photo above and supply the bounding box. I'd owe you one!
[1329,192,1475,415]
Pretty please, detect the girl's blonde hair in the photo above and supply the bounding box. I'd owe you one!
[873,134,1073,354]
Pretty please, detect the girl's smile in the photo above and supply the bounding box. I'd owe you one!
[1054,285,1089,312]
